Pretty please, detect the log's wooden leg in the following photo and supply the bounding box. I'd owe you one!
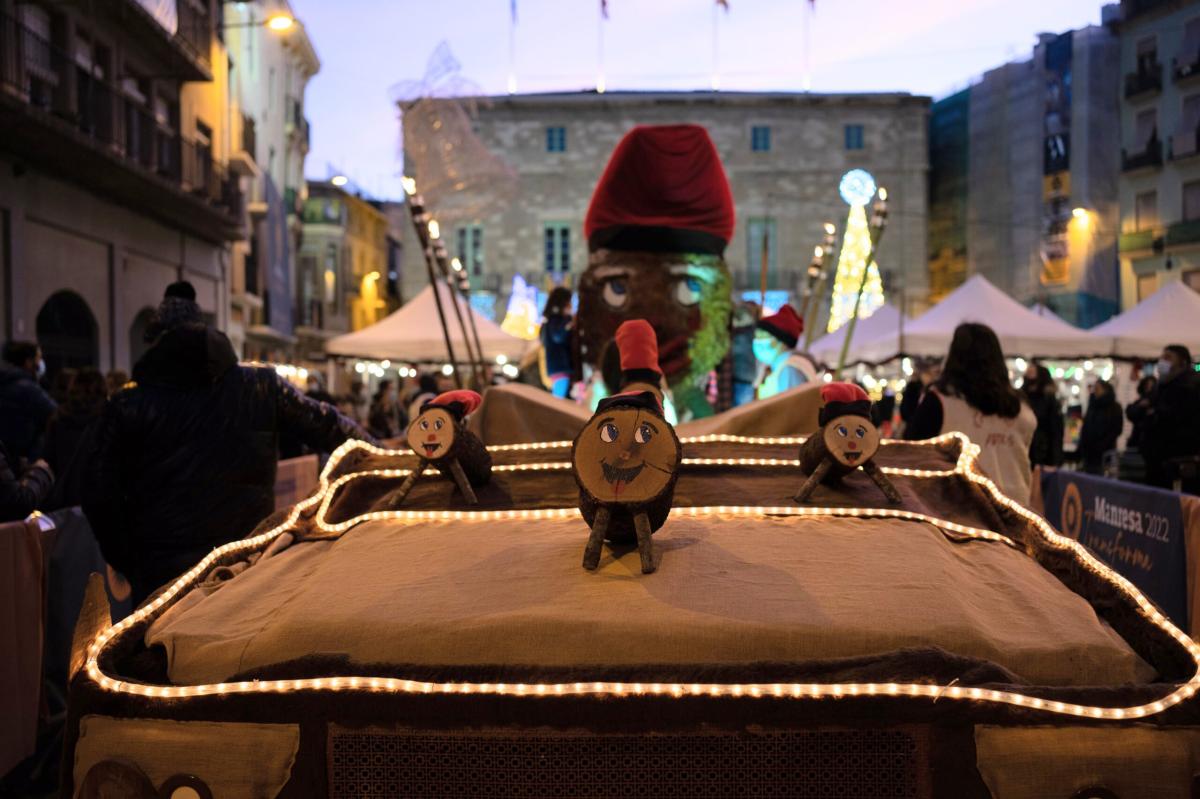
[634,512,656,574]
[582,506,611,571]
[793,458,832,503]
[863,460,903,504]
[387,459,428,506]
[447,458,479,505]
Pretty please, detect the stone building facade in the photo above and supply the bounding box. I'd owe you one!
[0,0,241,377]
[401,91,930,331]
[928,18,1123,326]
[1115,0,1200,307]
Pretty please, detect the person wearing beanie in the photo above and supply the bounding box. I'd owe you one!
[145,280,203,343]
[752,304,817,400]
[577,124,735,421]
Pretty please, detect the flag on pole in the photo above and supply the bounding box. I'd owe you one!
[716,0,729,10]
[511,0,517,23]
[600,0,609,19]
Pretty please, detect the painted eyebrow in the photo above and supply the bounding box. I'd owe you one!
[597,417,615,426]
[640,420,660,435]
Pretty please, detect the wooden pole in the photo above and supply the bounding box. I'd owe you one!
[407,195,462,388]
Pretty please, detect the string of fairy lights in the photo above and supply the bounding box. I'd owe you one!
[83,433,1200,720]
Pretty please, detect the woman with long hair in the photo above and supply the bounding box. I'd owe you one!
[905,322,1036,504]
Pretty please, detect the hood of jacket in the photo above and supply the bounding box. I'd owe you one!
[133,323,238,389]
[0,361,35,391]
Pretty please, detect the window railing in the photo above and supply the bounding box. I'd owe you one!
[0,10,240,216]
[1173,53,1200,82]
[1122,140,1163,172]
[1124,61,1163,98]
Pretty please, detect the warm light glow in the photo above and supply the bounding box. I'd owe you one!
[823,222,836,235]
[827,203,884,332]
[428,220,441,240]
[451,257,464,272]
[877,187,888,202]
[330,175,348,187]
[813,246,824,258]
[364,271,380,282]
[441,363,453,376]
[495,354,508,366]
[81,431,1200,723]
[265,13,295,31]
[400,176,417,196]
[1072,207,1088,220]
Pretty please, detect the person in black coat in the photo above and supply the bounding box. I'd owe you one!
[41,367,108,510]
[0,340,56,461]
[1021,364,1064,467]
[1125,375,1157,452]
[83,287,375,606]
[540,287,574,398]
[1141,345,1200,493]
[1078,380,1124,475]
[0,441,53,522]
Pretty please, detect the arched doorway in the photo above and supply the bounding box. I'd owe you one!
[129,307,157,366]
[36,291,99,378]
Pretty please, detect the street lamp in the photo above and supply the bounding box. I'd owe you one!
[223,12,297,31]
[330,174,349,187]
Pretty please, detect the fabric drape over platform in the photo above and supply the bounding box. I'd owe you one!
[834,275,1103,364]
[1089,281,1200,359]
[325,284,529,363]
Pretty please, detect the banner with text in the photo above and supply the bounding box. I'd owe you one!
[1040,469,1188,631]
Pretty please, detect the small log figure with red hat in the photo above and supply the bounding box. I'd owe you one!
[388,390,492,506]
[794,383,902,505]
[573,320,682,574]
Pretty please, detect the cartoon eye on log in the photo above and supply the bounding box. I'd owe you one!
[573,320,682,574]
[388,390,492,506]
[794,382,902,505]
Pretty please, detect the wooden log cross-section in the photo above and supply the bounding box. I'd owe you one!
[794,413,902,505]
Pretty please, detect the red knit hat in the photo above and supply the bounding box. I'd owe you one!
[615,320,661,380]
[585,124,735,255]
[818,382,872,426]
[422,389,482,421]
[756,304,804,349]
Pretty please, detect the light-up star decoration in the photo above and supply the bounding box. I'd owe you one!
[827,169,885,333]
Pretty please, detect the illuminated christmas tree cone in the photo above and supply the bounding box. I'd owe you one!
[578,125,735,420]
[794,382,901,505]
[827,169,885,333]
[388,390,492,506]
[573,320,683,574]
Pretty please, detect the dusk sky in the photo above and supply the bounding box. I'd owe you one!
[291,0,1112,198]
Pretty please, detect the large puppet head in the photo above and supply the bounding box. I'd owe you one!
[405,389,482,461]
[578,124,735,419]
[818,383,880,468]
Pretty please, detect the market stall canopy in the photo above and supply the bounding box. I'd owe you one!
[808,303,906,367]
[1030,303,1072,326]
[836,275,1103,364]
[325,284,529,363]
[1089,280,1200,359]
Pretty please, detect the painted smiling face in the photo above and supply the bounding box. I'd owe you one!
[822,414,881,468]
[406,407,457,461]
[573,405,681,505]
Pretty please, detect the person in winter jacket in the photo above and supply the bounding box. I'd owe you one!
[1077,380,1123,475]
[0,441,52,522]
[1140,345,1200,494]
[83,283,375,606]
[1125,375,1157,452]
[42,367,108,510]
[1021,364,1064,467]
[0,340,55,461]
[540,287,575,398]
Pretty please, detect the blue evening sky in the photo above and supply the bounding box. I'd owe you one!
[290,0,1111,198]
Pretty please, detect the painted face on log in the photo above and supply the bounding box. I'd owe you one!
[406,408,457,460]
[822,415,881,468]
[574,406,681,505]
[577,251,732,391]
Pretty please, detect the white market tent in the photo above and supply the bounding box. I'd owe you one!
[807,302,906,366]
[832,274,1104,364]
[1089,280,1200,359]
[325,284,529,363]
[1030,303,1072,326]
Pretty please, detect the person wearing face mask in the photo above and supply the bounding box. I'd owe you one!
[1141,345,1200,493]
[752,305,817,400]
[1020,364,1064,468]
[0,340,56,463]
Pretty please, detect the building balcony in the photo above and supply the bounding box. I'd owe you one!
[1121,140,1163,173]
[1174,54,1200,85]
[1166,219,1200,248]
[0,11,241,242]
[99,0,213,81]
[1124,63,1162,100]
[1118,229,1159,254]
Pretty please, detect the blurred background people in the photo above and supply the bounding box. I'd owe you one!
[369,379,405,440]
[729,302,759,407]
[898,359,940,437]
[105,369,130,396]
[0,441,52,522]
[1124,374,1157,453]
[905,322,1036,505]
[0,340,55,462]
[1021,363,1064,469]
[1140,345,1200,494]
[1077,379,1123,475]
[406,373,439,421]
[540,287,574,398]
[752,305,814,399]
[42,367,108,509]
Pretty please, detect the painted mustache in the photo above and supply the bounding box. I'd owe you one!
[601,460,645,485]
